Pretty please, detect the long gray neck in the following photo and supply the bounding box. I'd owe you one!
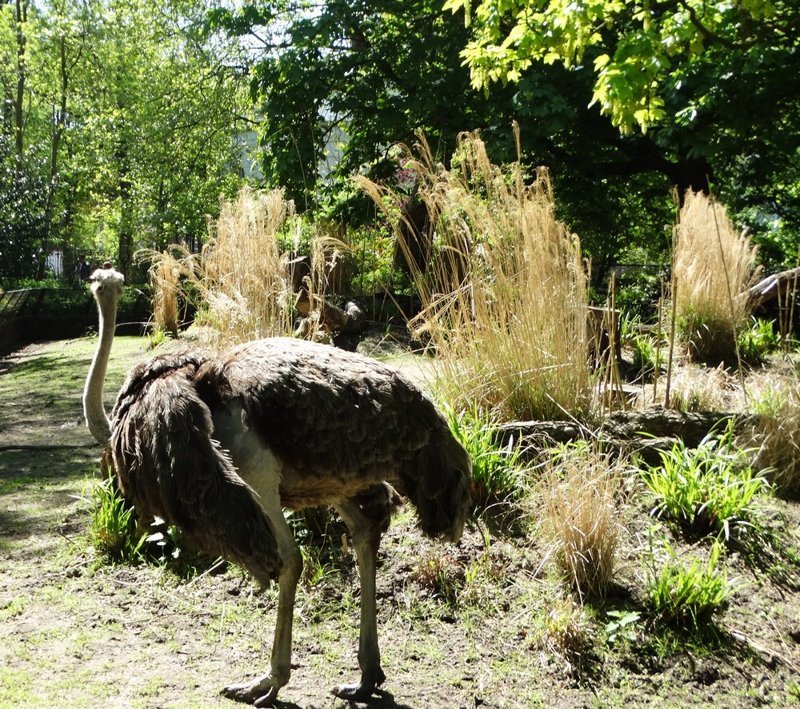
[83,293,117,445]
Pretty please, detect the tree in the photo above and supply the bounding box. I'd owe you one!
[0,0,249,282]
[209,0,524,212]
[446,1,798,133]
[447,0,800,265]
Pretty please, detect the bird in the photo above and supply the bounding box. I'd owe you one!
[82,266,472,706]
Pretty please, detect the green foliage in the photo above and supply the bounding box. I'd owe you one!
[646,537,732,629]
[89,479,144,562]
[630,334,663,378]
[447,1,800,269]
[0,0,248,280]
[449,0,794,133]
[146,327,172,350]
[640,423,770,540]
[737,318,780,365]
[0,137,47,280]
[604,610,641,646]
[345,227,403,295]
[445,405,527,508]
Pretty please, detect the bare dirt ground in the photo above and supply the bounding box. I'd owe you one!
[2,337,800,708]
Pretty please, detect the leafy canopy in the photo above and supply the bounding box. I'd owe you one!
[446,0,796,133]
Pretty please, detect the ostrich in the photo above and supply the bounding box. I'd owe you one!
[83,267,472,706]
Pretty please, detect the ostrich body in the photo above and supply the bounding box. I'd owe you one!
[83,267,472,706]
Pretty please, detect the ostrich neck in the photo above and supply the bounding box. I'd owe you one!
[83,295,117,445]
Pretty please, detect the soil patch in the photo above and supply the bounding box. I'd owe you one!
[1,338,799,707]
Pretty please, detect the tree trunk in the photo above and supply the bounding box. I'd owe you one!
[13,0,28,163]
[37,36,69,279]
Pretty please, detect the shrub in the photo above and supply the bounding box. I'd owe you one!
[646,538,732,629]
[539,442,623,599]
[673,191,759,364]
[640,422,770,540]
[358,131,592,422]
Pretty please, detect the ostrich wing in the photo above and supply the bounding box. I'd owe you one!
[112,352,282,586]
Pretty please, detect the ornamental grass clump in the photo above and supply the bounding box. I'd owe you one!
[149,249,181,337]
[673,191,759,364]
[743,381,800,495]
[539,442,623,599]
[146,188,345,346]
[358,130,592,422]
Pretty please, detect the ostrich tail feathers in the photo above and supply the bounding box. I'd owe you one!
[405,426,472,543]
[111,355,282,585]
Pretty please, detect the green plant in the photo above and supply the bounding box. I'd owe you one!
[300,545,337,588]
[604,610,641,646]
[630,334,663,378]
[737,318,780,365]
[89,479,145,562]
[618,311,642,347]
[540,442,623,599]
[646,537,732,628]
[445,404,527,508]
[147,327,172,350]
[640,422,770,540]
[538,595,594,662]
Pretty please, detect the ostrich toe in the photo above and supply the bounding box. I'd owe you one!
[222,674,284,706]
[331,666,386,701]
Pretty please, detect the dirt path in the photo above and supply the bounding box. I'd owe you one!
[2,338,800,707]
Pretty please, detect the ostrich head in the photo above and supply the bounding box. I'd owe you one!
[83,267,125,446]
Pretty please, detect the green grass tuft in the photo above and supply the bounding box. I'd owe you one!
[646,537,732,629]
[640,421,770,540]
[89,478,145,562]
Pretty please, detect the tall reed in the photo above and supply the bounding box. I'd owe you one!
[149,249,181,337]
[147,188,345,347]
[673,191,759,364]
[199,187,295,344]
[358,131,591,421]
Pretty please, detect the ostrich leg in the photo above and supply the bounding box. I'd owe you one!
[223,473,303,707]
[332,499,386,700]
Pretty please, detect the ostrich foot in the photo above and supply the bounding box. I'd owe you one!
[222,673,285,707]
[331,667,386,701]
